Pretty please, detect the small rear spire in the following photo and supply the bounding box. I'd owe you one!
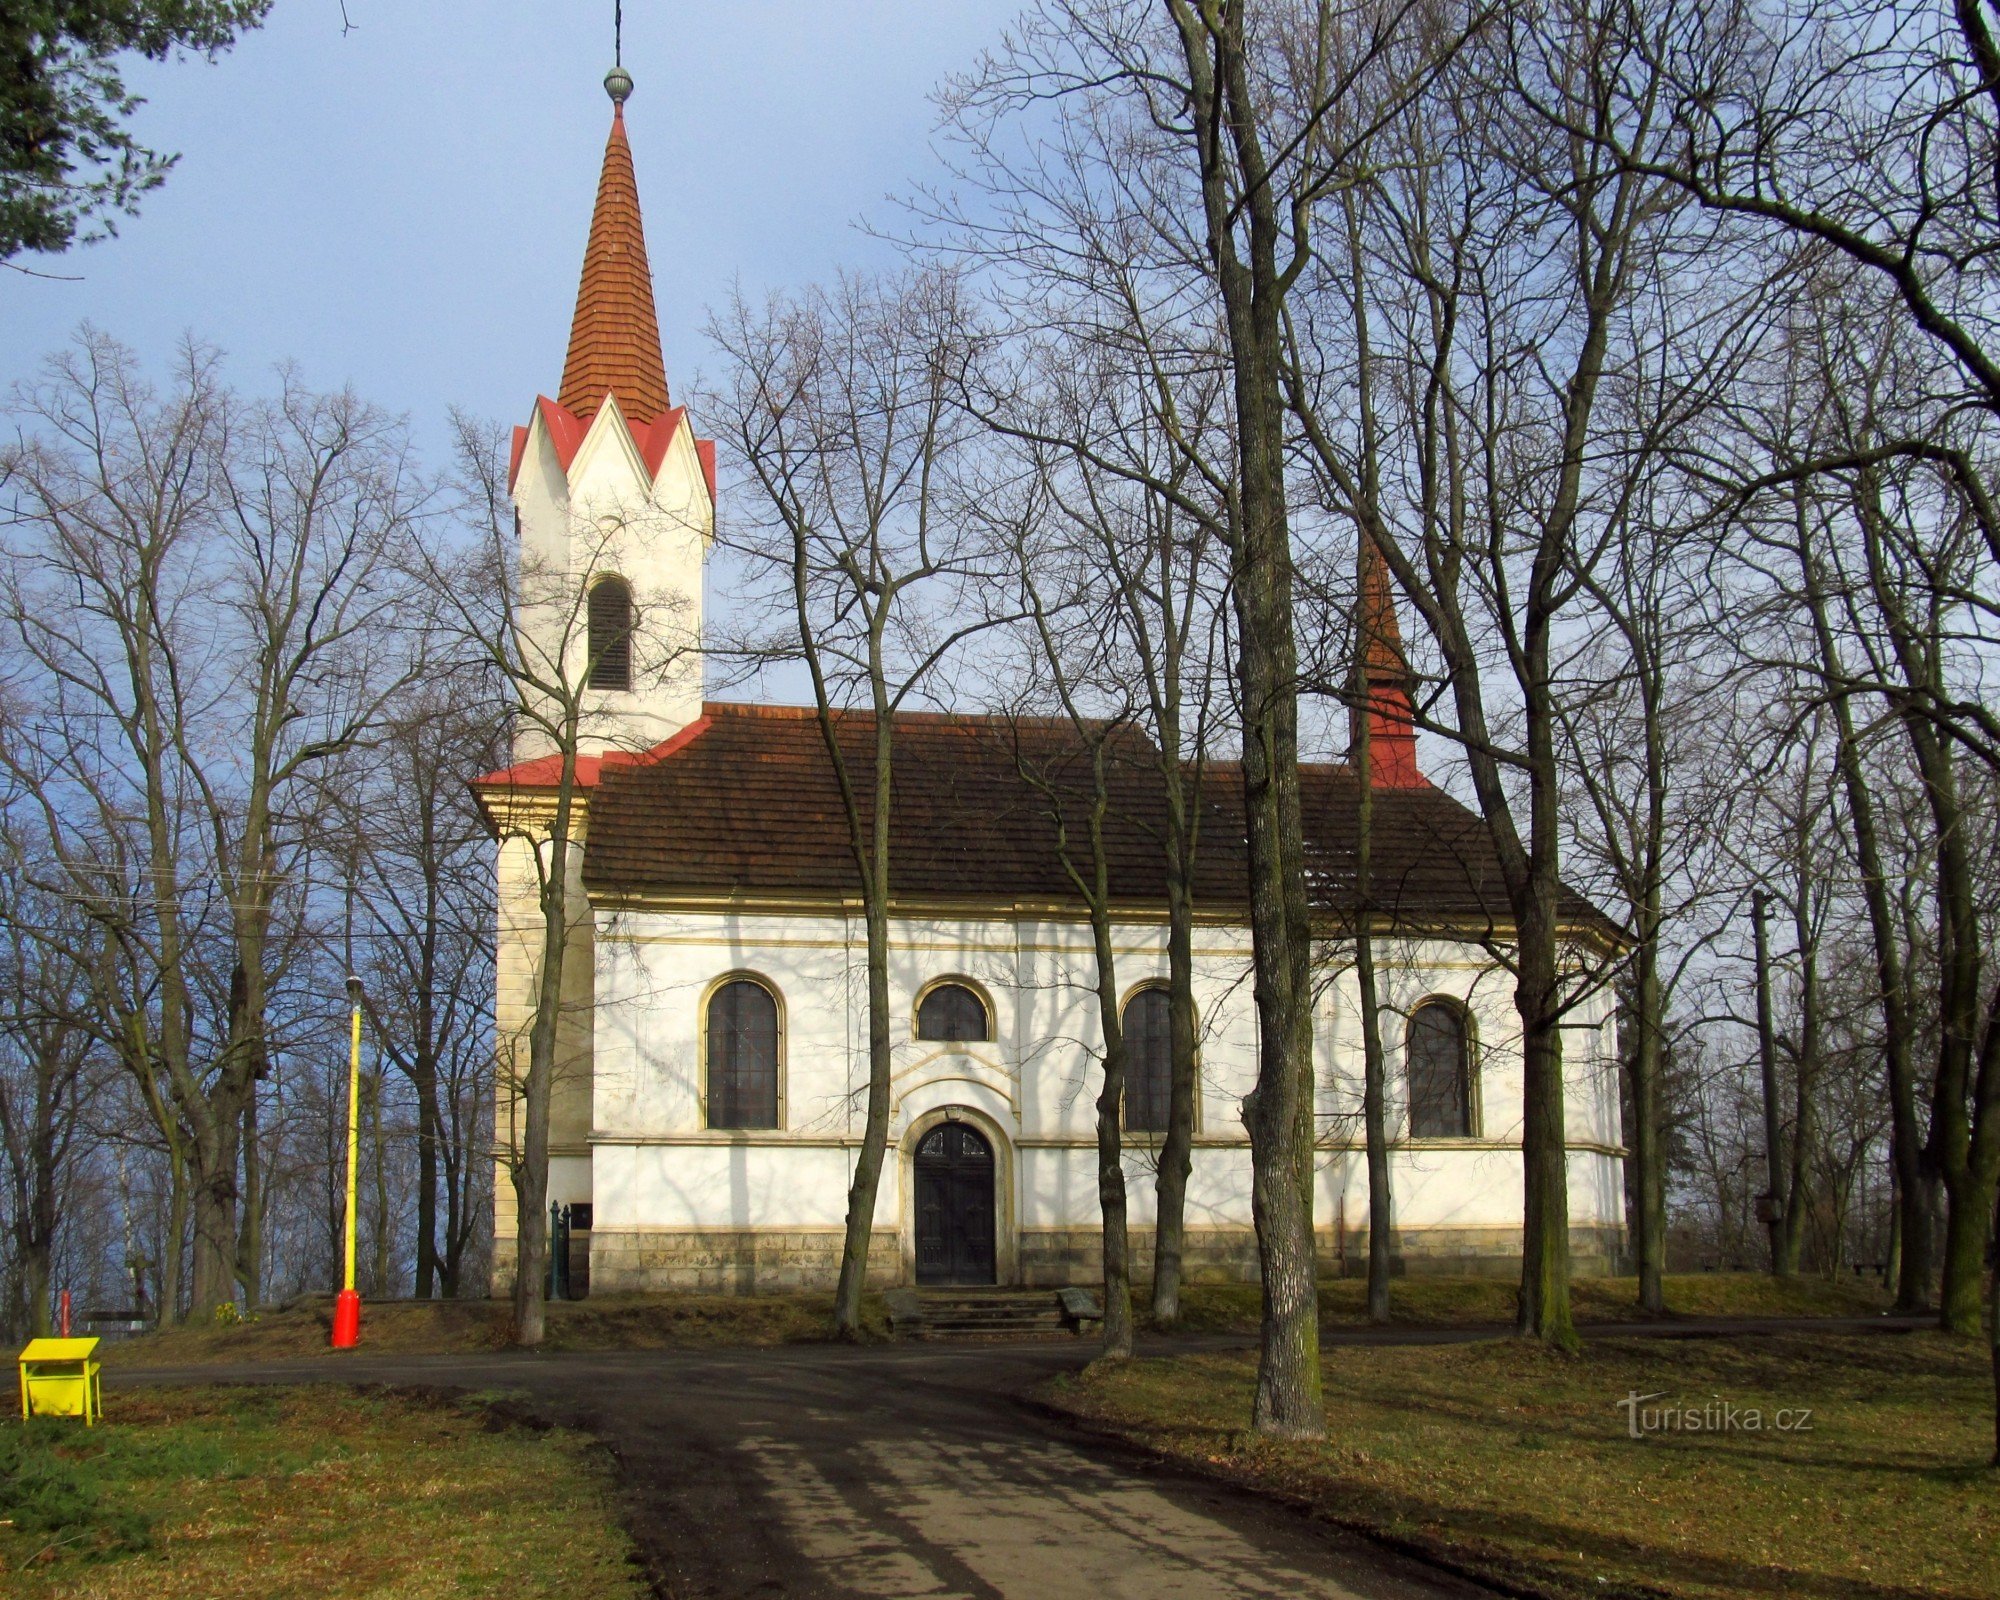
[1350,533,1424,786]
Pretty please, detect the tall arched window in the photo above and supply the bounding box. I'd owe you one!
[916,982,990,1043]
[587,575,633,691]
[1406,1000,1473,1138]
[1122,986,1172,1133]
[707,978,779,1129]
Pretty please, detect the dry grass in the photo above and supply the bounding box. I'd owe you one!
[2,1385,647,1598]
[1048,1330,1997,1600]
[105,1290,891,1368]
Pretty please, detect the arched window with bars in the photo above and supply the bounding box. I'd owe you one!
[706,977,780,1129]
[916,981,990,1043]
[1406,1000,1473,1138]
[587,575,633,691]
[1121,986,1173,1133]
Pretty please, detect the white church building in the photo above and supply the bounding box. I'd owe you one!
[475,71,1629,1296]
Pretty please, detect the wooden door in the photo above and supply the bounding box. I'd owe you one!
[914,1123,996,1285]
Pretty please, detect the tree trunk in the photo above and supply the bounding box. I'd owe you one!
[1780,903,1820,1276]
[1357,924,1392,1324]
[825,666,894,1337]
[833,889,894,1338]
[160,1137,188,1326]
[830,698,899,1340]
[17,1106,58,1337]
[509,1046,551,1348]
[1987,1186,1999,1466]
[1630,950,1666,1315]
[189,1094,245,1316]
[414,912,444,1300]
[1751,890,1791,1277]
[1089,909,1135,1361]
[1801,527,1933,1308]
[370,1069,392,1296]
[511,780,580,1348]
[1151,855,1198,1328]
[414,1060,442,1299]
[238,1088,263,1308]
[1234,475,1324,1433]
[1514,889,1575,1346]
[1354,696,1392,1324]
[19,1243,51,1340]
[1166,0,1322,1437]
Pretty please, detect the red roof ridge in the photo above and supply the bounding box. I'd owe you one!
[472,714,714,792]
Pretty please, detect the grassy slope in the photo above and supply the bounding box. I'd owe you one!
[1047,1330,1996,1600]
[106,1290,893,1367]
[101,1273,1887,1367]
[3,1386,646,1599]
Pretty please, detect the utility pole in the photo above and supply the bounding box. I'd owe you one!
[1750,890,1788,1276]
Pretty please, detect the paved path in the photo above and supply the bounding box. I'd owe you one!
[114,1338,1490,1600]
[113,1316,1923,1600]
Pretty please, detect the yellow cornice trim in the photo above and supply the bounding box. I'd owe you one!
[476,786,593,841]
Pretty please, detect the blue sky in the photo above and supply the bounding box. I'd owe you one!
[3,1,1014,456]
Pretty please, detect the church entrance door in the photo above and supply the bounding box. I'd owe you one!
[914,1122,996,1286]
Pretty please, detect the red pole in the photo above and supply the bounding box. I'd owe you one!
[59,1289,71,1337]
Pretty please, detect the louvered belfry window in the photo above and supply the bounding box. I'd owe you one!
[587,576,633,691]
[1122,986,1172,1133]
[1407,1001,1473,1137]
[707,979,779,1129]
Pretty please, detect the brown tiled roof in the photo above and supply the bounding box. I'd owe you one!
[558,107,672,425]
[576,702,1615,937]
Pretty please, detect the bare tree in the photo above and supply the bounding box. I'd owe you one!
[333,676,502,1297]
[1,332,423,1318]
[708,270,999,1339]
[0,832,99,1338]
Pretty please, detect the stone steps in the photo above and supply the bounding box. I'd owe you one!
[885,1287,1101,1340]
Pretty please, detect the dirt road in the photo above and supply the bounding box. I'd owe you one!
[116,1336,1492,1600]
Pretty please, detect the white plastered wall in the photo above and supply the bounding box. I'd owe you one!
[581,904,1627,1256]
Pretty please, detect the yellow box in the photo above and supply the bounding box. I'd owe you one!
[18,1337,103,1425]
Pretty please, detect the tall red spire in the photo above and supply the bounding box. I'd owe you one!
[1350,533,1424,786]
[558,71,671,425]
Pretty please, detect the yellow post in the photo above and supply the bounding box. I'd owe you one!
[344,984,362,1292]
[331,976,364,1348]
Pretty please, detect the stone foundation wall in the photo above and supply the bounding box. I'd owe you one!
[587,1228,901,1294]
[1020,1227,1264,1286]
[492,1220,1627,1296]
[1321,1223,1627,1279]
[1024,1222,1626,1285]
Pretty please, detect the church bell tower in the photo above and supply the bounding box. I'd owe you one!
[507,64,715,760]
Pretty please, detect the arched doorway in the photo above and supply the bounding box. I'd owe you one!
[914,1122,996,1285]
